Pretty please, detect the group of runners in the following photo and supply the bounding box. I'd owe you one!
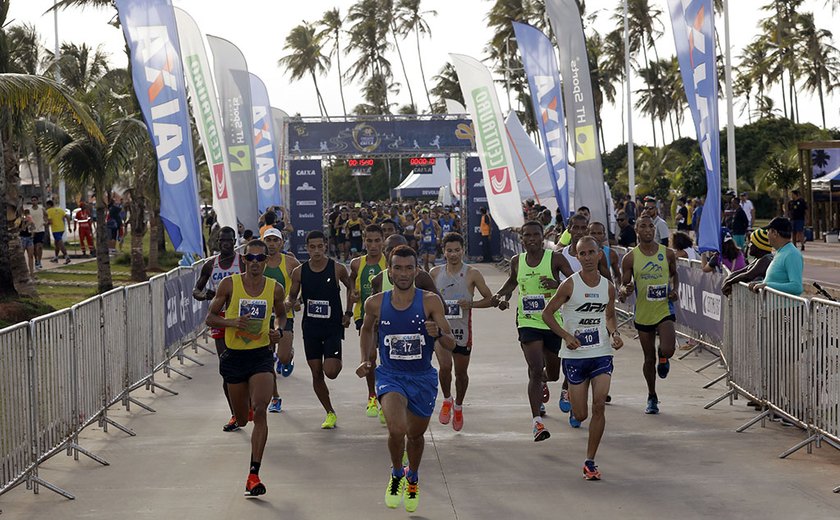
[192,207,680,511]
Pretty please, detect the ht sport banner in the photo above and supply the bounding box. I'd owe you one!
[206,35,260,229]
[288,160,323,260]
[668,0,722,253]
[511,21,570,222]
[546,0,608,225]
[115,0,203,256]
[451,54,524,231]
[466,156,500,260]
[249,74,282,212]
[173,7,237,233]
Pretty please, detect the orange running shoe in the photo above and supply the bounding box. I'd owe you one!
[245,473,266,496]
[439,398,452,425]
[533,421,550,442]
[222,416,240,432]
[452,408,464,431]
[583,460,601,481]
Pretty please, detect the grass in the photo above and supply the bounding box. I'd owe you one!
[36,285,99,312]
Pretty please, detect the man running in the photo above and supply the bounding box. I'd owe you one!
[619,215,679,414]
[543,236,623,480]
[206,239,285,496]
[356,245,455,513]
[348,224,387,419]
[414,208,441,272]
[287,230,353,429]
[430,232,493,431]
[345,208,365,259]
[371,235,439,296]
[194,226,245,431]
[262,228,299,413]
[491,221,573,441]
[589,222,621,285]
[45,199,71,264]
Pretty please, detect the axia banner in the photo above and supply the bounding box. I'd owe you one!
[466,157,500,260]
[116,0,203,256]
[249,74,282,212]
[288,160,324,260]
[271,108,290,204]
[668,0,722,253]
[451,54,525,231]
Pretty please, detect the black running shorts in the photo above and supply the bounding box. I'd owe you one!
[303,325,344,361]
[517,327,561,354]
[218,346,275,385]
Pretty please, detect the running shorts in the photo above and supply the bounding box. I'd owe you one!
[634,314,676,333]
[52,231,64,242]
[302,325,343,361]
[218,346,274,385]
[517,327,561,354]
[375,365,438,418]
[562,355,614,386]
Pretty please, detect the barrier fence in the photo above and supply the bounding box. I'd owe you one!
[500,239,840,493]
[0,259,210,500]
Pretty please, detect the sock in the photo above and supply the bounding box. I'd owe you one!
[444,396,453,403]
[453,404,462,411]
[533,416,543,426]
[249,460,261,475]
[648,393,658,401]
[405,468,418,484]
[391,466,404,478]
[585,458,594,464]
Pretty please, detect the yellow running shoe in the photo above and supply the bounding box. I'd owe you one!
[384,471,406,508]
[404,480,420,512]
[379,406,386,425]
[321,411,337,429]
[366,396,379,417]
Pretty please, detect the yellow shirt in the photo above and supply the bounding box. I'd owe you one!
[224,274,276,350]
[46,207,66,233]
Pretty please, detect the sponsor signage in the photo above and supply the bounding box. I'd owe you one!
[466,157,500,260]
[288,160,323,260]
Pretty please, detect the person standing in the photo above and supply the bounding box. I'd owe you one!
[786,190,808,251]
[643,197,670,246]
[287,230,353,429]
[414,208,441,272]
[107,198,123,255]
[722,229,774,296]
[691,197,704,243]
[45,199,71,264]
[616,211,637,248]
[480,207,493,263]
[357,245,455,513]
[205,239,286,497]
[542,236,623,480]
[73,202,95,257]
[749,217,803,296]
[619,215,679,415]
[676,197,690,233]
[727,198,749,249]
[29,195,47,269]
[740,192,755,231]
[19,209,36,278]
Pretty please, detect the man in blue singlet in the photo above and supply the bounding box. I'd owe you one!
[356,245,455,513]
[414,208,441,272]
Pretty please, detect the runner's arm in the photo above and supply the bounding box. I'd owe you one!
[542,278,579,347]
[610,250,622,285]
[286,265,302,312]
[667,248,680,301]
[192,259,215,300]
[424,292,455,352]
[347,258,360,309]
[467,269,494,309]
[272,282,287,333]
[619,250,634,301]
[337,263,354,327]
[205,278,242,329]
[371,271,383,294]
[356,295,381,377]
[492,254,519,307]
[597,254,611,279]
[552,251,574,281]
[607,284,623,349]
[415,270,444,302]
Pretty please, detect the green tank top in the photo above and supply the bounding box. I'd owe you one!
[353,254,386,321]
[381,268,393,291]
[264,255,293,318]
[516,250,558,330]
[632,244,674,325]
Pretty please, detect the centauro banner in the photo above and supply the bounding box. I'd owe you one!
[116,0,203,256]
[249,74,282,212]
[173,7,237,233]
[451,54,524,231]
[207,35,259,228]
[546,0,607,225]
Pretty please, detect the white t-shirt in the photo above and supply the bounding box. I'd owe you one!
[29,205,45,231]
[653,216,670,244]
[740,199,755,226]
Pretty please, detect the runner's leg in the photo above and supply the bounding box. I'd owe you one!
[308,358,335,413]
[405,410,432,472]
[586,374,611,460]
[638,330,658,395]
[521,340,546,417]
[381,392,408,470]
[228,381,251,427]
[435,346,453,400]
[248,372,274,462]
[657,319,676,359]
[215,338,233,415]
[453,352,470,406]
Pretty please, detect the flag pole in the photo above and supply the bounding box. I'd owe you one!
[623,0,635,199]
[54,1,67,211]
[723,0,737,192]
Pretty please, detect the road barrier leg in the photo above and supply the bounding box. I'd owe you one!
[704,388,734,409]
[736,409,771,433]
[703,372,727,388]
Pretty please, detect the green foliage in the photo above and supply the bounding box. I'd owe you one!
[325,159,406,202]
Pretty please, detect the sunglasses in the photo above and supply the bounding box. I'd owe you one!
[617,218,626,221]
[244,253,267,262]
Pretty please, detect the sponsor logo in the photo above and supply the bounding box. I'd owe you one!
[679,282,696,313]
[212,164,228,199]
[296,182,317,191]
[642,261,663,272]
[228,144,251,172]
[578,318,602,325]
[298,212,314,218]
[488,166,512,195]
[352,123,380,152]
[680,2,716,172]
[296,200,317,206]
[702,290,721,320]
[295,169,316,176]
[574,302,607,313]
[471,86,512,195]
[574,125,596,162]
[658,253,665,261]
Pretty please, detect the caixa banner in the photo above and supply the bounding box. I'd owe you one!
[466,157,500,261]
[289,160,324,260]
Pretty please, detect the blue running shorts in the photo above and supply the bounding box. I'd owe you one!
[562,355,614,386]
[375,365,438,418]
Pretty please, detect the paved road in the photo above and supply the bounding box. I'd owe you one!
[3,265,839,519]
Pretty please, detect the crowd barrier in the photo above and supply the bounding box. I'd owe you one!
[0,259,211,500]
[500,239,840,493]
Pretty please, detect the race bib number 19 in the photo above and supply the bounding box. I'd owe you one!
[522,295,546,315]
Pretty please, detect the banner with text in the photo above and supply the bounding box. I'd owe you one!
[116,0,203,256]
[271,108,290,206]
[288,160,324,260]
[249,74,282,212]
[466,156,500,260]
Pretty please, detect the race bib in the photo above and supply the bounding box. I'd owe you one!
[522,294,546,315]
[647,284,667,302]
[237,299,267,343]
[445,300,462,319]
[307,299,331,319]
[423,235,433,243]
[385,333,425,361]
[351,230,361,238]
[574,328,601,350]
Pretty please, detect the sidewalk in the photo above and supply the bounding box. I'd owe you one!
[2,265,838,519]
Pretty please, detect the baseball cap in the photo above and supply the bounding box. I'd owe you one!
[262,227,283,240]
[750,229,772,252]
[763,216,792,235]
[740,192,748,197]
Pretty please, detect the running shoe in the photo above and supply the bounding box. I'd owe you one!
[569,413,581,428]
[244,473,266,496]
[533,421,550,442]
[321,411,337,429]
[558,389,572,413]
[439,398,453,425]
[452,408,464,432]
[64,257,71,264]
[366,396,379,417]
[281,358,294,377]
[657,349,670,379]
[645,396,659,415]
[404,480,420,513]
[379,406,386,425]
[583,460,601,481]
[539,403,546,417]
[268,397,282,413]
[606,394,612,404]
[50,257,58,263]
[385,471,406,509]
[222,415,240,432]
[542,382,550,403]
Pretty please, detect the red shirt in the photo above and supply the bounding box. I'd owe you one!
[75,209,93,230]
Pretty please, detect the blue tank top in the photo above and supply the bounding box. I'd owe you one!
[378,289,435,373]
[439,217,454,234]
[420,220,436,246]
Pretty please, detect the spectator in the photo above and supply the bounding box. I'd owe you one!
[480,207,493,262]
[107,198,123,255]
[616,210,637,247]
[749,217,803,296]
[786,190,808,251]
[623,194,636,225]
[643,196,670,246]
[671,232,699,260]
[692,197,704,242]
[740,192,755,230]
[676,197,690,232]
[722,229,774,296]
[727,197,749,249]
[702,233,745,273]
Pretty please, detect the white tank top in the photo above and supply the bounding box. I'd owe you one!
[560,272,612,359]
[209,254,244,291]
[561,246,581,277]
[434,264,471,347]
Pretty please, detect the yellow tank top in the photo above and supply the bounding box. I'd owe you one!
[353,254,386,321]
[264,254,294,319]
[224,274,276,350]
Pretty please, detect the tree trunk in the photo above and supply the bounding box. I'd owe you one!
[148,204,160,270]
[127,188,147,282]
[0,125,18,298]
[93,182,113,294]
[416,28,433,112]
[817,80,826,129]
[392,22,416,110]
[334,39,347,116]
[35,145,47,200]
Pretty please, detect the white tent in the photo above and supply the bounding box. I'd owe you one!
[392,156,450,198]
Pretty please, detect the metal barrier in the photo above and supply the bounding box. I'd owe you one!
[0,324,34,496]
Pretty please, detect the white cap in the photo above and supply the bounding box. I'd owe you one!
[262,227,283,240]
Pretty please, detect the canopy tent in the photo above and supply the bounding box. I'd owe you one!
[812,165,840,191]
[391,156,450,198]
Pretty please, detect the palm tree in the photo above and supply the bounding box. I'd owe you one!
[486,0,531,110]
[345,0,393,111]
[662,56,685,141]
[381,0,416,112]
[759,0,806,121]
[279,23,331,118]
[318,8,348,117]
[395,0,437,112]
[48,42,110,94]
[796,12,840,129]
[429,63,463,113]
[633,145,680,200]
[737,40,774,121]
[755,144,801,212]
[635,60,669,146]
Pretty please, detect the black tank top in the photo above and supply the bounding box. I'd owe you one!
[300,258,343,330]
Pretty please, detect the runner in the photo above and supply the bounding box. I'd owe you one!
[73,202,95,257]
[356,245,455,513]
[381,218,398,240]
[348,224,387,419]
[345,208,365,259]
[45,199,71,264]
[333,206,349,261]
[414,208,441,272]
[287,230,353,429]
[262,228,299,413]
[430,232,494,431]
[491,221,573,441]
[588,222,621,285]
[618,215,679,414]
[193,226,245,431]
[205,239,286,497]
[542,236,623,480]
[371,235,439,296]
